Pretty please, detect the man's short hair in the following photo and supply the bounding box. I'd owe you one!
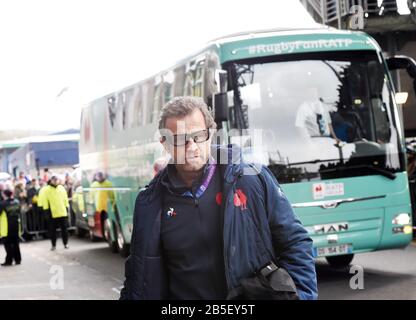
[158,96,217,130]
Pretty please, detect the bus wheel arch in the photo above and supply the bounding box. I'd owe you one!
[326,254,355,268]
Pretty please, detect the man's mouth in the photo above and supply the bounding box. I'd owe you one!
[186,155,200,162]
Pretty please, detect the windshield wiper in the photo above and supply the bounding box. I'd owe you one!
[286,158,340,166]
[320,164,397,180]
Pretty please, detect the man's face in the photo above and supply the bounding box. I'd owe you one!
[161,109,212,173]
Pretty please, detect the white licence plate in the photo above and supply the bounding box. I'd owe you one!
[315,244,352,257]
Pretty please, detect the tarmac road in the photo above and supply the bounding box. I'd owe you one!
[1,236,416,300]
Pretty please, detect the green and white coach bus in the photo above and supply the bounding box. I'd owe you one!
[78,25,416,265]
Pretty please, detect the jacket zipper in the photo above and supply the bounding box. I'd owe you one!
[222,182,234,292]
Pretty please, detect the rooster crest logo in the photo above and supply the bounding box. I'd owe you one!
[166,207,177,218]
[234,189,248,210]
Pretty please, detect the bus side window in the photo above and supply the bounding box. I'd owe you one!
[153,75,163,123]
[204,52,220,103]
[132,85,144,128]
[107,95,117,129]
[184,55,206,97]
[144,80,155,124]
[173,65,186,97]
[163,70,174,104]
[184,60,195,96]
[122,88,135,130]
[194,58,205,98]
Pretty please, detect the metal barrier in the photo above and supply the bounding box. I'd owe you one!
[21,204,76,240]
[301,0,409,26]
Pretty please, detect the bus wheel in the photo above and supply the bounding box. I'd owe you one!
[89,229,101,242]
[326,254,354,268]
[104,219,118,253]
[115,223,130,258]
[75,226,87,238]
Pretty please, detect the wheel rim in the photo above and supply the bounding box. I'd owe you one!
[104,220,111,244]
[117,225,124,250]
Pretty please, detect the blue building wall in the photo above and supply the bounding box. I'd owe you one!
[31,141,79,167]
[8,140,79,177]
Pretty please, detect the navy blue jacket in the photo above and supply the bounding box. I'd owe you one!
[120,148,318,300]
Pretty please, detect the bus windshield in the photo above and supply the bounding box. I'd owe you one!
[226,50,405,184]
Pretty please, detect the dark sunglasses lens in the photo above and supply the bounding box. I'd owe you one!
[165,130,209,146]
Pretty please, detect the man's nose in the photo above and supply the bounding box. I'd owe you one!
[185,138,198,151]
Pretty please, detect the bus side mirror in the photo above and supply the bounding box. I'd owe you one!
[386,55,416,99]
[213,70,229,122]
[214,93,228,122]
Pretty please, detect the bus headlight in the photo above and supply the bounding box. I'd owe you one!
[392,213,411,225]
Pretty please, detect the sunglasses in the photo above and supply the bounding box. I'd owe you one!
[161,129,210,147]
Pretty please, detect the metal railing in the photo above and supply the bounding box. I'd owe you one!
[21,204,76,240]
[302,0,406,26]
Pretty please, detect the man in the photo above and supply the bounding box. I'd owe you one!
[42,175,70,250]
[120,96,317,300]
[17,171,27,187]
[91,172,115,215]
[0,189,22,266]
[295,87,339,143]
[42,168,50,183]
[0,183,5,201]
[26,178,40,232]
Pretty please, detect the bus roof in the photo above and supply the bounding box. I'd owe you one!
[82,27,380,108]
[209,25,331,42]
[211,27,381,62]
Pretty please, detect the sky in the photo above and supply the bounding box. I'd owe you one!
[0,0,320,132]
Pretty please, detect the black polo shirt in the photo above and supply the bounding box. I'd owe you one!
[160,163,227,300]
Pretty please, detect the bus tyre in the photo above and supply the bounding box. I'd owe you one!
[75,226,87,238]
[115,223,130,258]
[104,219,118,253]
[326,254,354,268]
[89,229,101,242]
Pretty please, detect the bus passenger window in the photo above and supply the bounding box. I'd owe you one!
[173,65,186,97]
[164,71,174,103]
[132,85,144,128]
[153,75,163,123]
[144,81,155,124]
[107,96,117,129]
[122,88,135,130]
[183,55,206,97]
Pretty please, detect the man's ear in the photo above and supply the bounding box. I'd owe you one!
[160,138,170,155]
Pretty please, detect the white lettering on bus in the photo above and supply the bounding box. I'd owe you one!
[248,38,356,55]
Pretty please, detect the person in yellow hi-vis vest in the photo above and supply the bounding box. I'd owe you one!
[43,175,70,250]
[91,172,115,214]
[0,189,22,266]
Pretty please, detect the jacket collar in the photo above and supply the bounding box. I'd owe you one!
[141,144,244,204]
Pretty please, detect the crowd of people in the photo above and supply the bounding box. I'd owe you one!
[0,168,74,266]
